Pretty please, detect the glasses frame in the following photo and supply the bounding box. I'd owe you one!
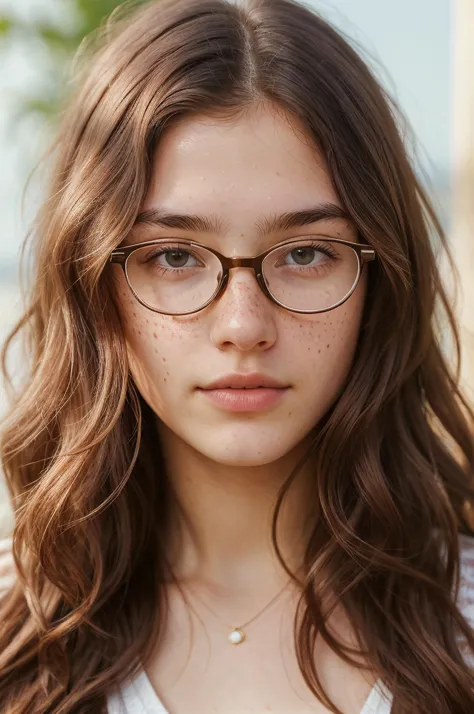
[109,236,376,316]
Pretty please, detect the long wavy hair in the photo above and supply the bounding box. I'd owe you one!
[1,0,474,711]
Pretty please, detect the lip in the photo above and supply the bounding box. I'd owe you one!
[199,387,289,412]
[197,373,290,413]
[201,373,288,390]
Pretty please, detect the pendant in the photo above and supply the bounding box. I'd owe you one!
[228,628,245,645]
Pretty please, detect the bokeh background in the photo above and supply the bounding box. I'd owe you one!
[0,0,473,537]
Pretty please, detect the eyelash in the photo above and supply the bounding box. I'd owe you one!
[142,239,339,264]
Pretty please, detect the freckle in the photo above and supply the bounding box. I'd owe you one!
[162,356,166,362]
[153,332,158,339]
[326,343,329,348]
[164,377,167,382]
[138,330,141,335]
[318,349,321,353]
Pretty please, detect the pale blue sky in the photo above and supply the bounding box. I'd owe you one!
[0,0,451,265]
[317,0,451,171]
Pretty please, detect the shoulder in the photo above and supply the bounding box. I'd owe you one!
[0,537,15,595]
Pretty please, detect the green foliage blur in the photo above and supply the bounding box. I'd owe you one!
[0,0,149,125]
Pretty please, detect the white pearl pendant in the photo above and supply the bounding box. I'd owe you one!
[228,628,245,645]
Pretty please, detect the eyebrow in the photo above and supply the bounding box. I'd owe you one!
[132,202,352,239]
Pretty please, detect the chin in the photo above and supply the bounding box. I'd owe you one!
[191,425,304,467]
[201,449,287,467]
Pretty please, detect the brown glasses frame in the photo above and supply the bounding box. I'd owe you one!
[109,236,376,316]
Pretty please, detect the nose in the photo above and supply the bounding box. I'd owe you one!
[209,268,278,353]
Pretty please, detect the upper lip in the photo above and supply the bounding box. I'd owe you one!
[201,373,288,390]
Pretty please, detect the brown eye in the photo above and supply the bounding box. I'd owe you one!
[163,250,192,268]
[288,247,317,265]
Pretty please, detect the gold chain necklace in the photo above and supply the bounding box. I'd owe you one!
[186,578,293,645]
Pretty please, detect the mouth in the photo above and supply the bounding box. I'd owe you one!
[200,372,288,390]
[197,373,290,412]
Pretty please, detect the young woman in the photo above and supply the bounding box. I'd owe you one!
[0,0,473,712]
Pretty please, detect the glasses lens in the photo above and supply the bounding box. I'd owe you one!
[125,242,222,314]
[262,239,360,311]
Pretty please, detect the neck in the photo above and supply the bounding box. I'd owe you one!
[156,419,317,589]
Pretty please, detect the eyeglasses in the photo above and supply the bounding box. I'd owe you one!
[109,236,376,316]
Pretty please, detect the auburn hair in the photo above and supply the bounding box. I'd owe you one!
[1,0,473,712]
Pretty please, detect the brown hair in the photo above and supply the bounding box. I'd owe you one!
[1,0,474,711]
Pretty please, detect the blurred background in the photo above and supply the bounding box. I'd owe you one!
[0,0,472,536]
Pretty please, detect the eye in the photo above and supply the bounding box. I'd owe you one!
[143,247,201,269]
[159,249,197,268]
[286,246,320,266]
[280,242,339,267]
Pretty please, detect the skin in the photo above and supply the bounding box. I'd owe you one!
[112,103,373,713]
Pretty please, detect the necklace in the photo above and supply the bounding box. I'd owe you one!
[187,578,293,645]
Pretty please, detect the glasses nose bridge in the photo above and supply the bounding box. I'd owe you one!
[222,255,261,271]
[217,254,269,301]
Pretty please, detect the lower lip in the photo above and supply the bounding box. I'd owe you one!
[198,387,289,412]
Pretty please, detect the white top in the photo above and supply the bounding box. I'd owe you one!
[106,669,394,714]
[106,534,474,714]
[0,534,473,714]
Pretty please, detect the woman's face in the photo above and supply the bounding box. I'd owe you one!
[112,104,367,466]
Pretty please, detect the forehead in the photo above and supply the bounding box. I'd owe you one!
[141,104,342,227]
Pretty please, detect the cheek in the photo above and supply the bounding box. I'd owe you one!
[281,307,362,357]
[281,271,366,357]
[117,289,203,403]
[278,289,365,407]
